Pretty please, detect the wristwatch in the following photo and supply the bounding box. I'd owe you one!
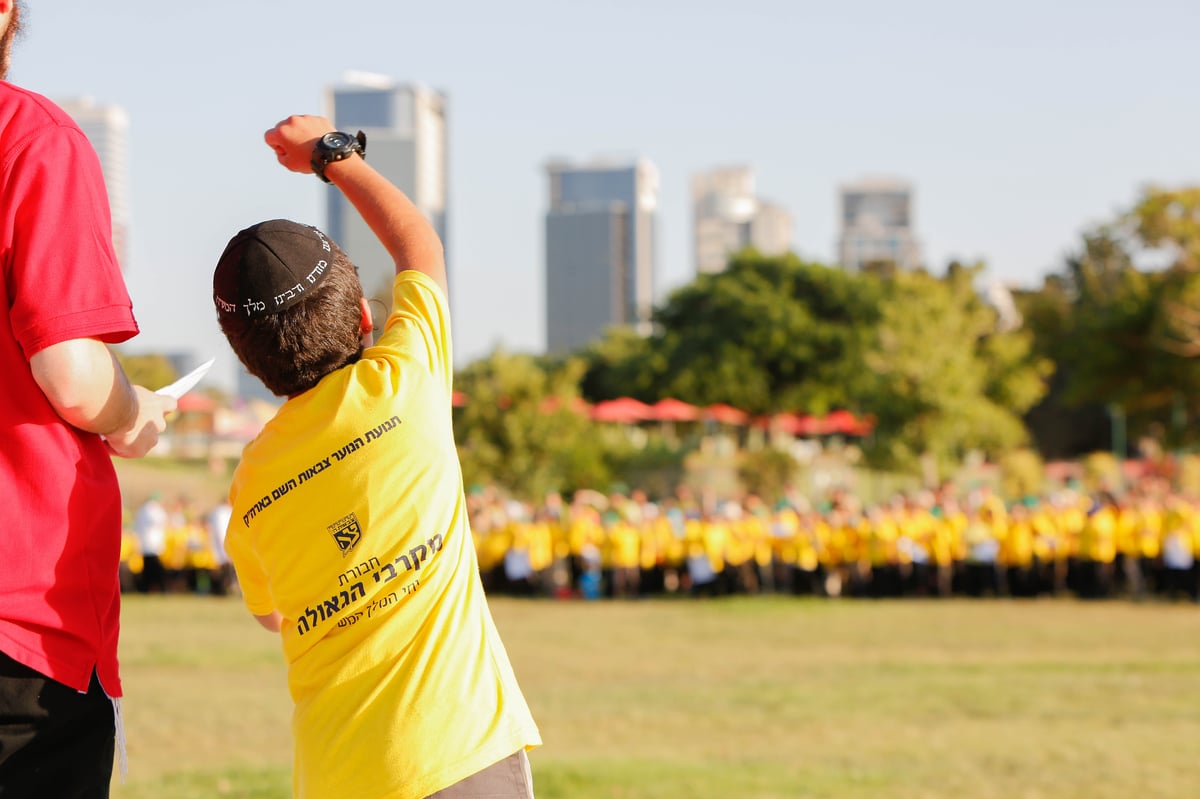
[311,130,367,183]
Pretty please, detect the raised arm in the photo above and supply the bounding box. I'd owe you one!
[263,115,447,298]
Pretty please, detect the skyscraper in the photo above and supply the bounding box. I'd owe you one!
[692,166,793,275]
[58,98,130,272]
[544,158,658,354]
[325,72,448,305]
[837,177,921,272]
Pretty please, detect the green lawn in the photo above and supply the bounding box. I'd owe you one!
[110,596,1200,799]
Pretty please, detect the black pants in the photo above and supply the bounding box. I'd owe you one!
[137,554,166,593]
[1164,566,1200,601]
[0,650,115,798]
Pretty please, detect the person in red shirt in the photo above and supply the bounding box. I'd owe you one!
[0,2,176,795]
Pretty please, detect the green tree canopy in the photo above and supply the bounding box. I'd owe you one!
[1129,185,1200,272]
[580,251,1048,475]
[115,352,177,391]
[645,251,882,415]
[860,263,1046,471]
[454,350,608,499]
[1018,185,1200,454]
[578,325,662,403]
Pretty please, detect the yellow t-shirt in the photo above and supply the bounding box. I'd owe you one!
[608,521,641,569]
[1078,505,1118,563]
[866,516,897,567]
[1002,518,1035,568]
[225,272,540,799]
[1135,506,1163,559]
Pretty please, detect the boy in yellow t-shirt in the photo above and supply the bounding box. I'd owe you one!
[212,115,540,799]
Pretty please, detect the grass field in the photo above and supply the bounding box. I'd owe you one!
[108,596,1200,799]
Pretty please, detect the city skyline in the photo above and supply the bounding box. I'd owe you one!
[57,96,131,273]
[692,165,793,276]
[545,157,659,353]
[838,177,922,273]
[14,1,1200,392]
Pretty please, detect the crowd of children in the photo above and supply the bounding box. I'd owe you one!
[467,477,1200,603]
[119,476,1200,603]
[121,494,236,596]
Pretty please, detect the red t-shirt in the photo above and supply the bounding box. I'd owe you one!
[0,82,139,695]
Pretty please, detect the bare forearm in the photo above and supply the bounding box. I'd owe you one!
[325,156,447,295]
[29,338,176,457]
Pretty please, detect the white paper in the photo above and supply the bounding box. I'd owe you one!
[156,358,215,399]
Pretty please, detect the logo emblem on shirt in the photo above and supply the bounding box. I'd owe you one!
[328,513,363,557]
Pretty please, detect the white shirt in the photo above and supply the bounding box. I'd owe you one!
[133,500,168,556]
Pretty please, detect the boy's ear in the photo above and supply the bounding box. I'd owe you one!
[360,297,373,333]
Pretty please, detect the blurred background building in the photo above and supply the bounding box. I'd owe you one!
[235,367,278,404]
[692,166,793,275]
[59,97,131,273]
[544,158,659,354]
[837,177,921,272]
[324,72,449,305]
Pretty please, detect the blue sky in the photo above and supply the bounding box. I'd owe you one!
[11,0,1200,390]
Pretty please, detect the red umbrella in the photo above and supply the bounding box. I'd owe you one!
[177,393,217,413]
[823,409,860,435]
[766,412,805,435]
[649,398,701,422]
[590,397,655,423]
[791,414,826,436]
[703,403,750,425]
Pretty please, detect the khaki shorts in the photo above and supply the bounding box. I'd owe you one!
[426,750,534,799]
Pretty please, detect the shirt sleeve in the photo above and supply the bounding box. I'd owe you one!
[225,522,277,617]
[376,271,453,396]
[4,124,137,359]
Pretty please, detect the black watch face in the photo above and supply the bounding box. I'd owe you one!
[323,132,353,150]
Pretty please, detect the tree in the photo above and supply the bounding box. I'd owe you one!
[858,264,1045,473]
[1130,186,1200,446]
[576,251,1050,476]
[453,350,609,499]
[1018,186,1200,454]
[578,325,663,403]
[114,352,177,391]
[1129,185,1200,272]
[1155,269,1200,358]
[1016,274,1111,459]
[647,251,882,415]
[1128,186,1200,357]
[1059,230,1158,410]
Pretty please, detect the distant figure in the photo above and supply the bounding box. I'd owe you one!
[1161,497,1198,602]
[0,2,175,794]
[206,500,235,596]
[133,494,168,593]
[212,113,540,798]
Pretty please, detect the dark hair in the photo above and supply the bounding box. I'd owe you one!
[219,245,366,397]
